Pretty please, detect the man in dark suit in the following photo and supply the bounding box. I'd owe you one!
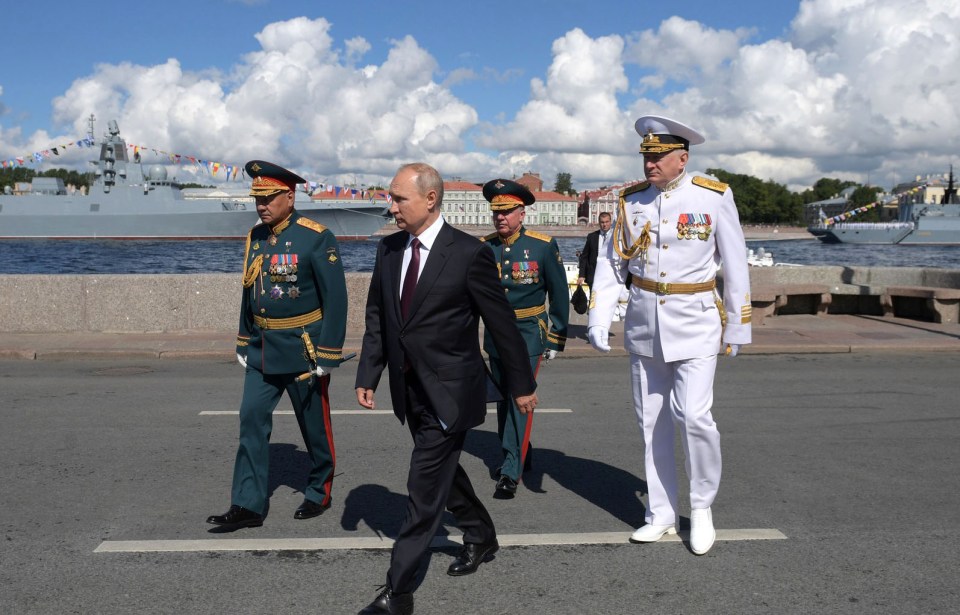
[355,162,538,615]
[576,211,612,290]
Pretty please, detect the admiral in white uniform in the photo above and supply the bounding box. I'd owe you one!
[587,115,752,555]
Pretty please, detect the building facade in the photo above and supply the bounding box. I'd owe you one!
[440,181,577,227]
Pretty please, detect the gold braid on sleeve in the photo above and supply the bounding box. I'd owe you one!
[240,231,263,289]
[242,254,263,288]
[613,196,652,261]
[714,292,727,338]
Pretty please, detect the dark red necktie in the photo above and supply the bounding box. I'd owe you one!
[400,238,421,320]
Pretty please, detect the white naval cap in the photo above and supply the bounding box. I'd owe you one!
[634,115,705,153]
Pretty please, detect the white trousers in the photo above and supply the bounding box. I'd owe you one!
[630,350,721,526]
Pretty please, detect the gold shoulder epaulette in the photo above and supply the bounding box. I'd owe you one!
[620,181,650,198]
[524,230,552,243]
[481,232,499,242]
[692,176,728,194]
[297,217,328,233]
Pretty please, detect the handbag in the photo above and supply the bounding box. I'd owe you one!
[571,284,588,315]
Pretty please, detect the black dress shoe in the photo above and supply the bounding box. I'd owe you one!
[294,498,330,519]
[447,540,499,576]
[206,505,263,528]
[358,587,414,615]
[493,475,518,499]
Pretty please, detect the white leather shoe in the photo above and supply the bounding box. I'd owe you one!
[689,507,716,555]
[629,523,677,543]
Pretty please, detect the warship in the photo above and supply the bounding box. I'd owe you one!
[809,167,960,245]
[0,120,391,240]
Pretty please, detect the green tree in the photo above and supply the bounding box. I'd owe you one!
[803,178,856,203]
[0,166,37,190]
[706,168,803,224]
[40,168,93,190]
[554,172,575,196]
[848,185,884,221]
[2,167,94,192]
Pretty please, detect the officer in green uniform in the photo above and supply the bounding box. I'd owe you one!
[481,178,569,498]
[207,160,348,530]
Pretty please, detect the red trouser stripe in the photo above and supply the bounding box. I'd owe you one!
[518,355,542,471]
[319,374,335,506]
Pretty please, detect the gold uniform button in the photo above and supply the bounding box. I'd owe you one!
[260,308,266,314]
[505,260,510,265]
[660,272,667,277]
[662,219,668,224]
[659,299,666,305]
[663,244,669,250]
[505,247,511,253]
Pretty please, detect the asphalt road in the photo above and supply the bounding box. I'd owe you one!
[2,354,958,614]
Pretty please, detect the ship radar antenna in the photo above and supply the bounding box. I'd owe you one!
[87,114,96,141]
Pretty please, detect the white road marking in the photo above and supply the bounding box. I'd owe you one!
[94,529,786,553]
[198,409,574,416]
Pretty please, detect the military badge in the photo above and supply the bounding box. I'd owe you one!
[270,285,285,299]
[512,261,539,284]
[288,286,301,299]
[268,235,278,246]
[252,242,260,251]
[677,213,712,240]
[328,253,338,263]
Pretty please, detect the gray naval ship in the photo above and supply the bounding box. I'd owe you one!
[809,167,960,245]
[0,120,391,240]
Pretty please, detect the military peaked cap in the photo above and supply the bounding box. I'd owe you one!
[634,115,705,154]
[482,178,536,211]
[246,160,306,197]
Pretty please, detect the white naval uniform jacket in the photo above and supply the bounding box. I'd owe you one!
[588,172,752,363]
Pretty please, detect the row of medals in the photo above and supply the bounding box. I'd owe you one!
[266,262,299,299]
[512,264,539,285]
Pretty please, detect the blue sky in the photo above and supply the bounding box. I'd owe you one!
[2,0,958,191]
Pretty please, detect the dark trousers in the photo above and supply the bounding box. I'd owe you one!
[490,353,541,480]
[231,368,335,515]
[387,372,495,594]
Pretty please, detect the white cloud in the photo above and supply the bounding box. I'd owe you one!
[15,17,484,187]
[5,1,960,193]
[477,0,960,189]
[624,16,751,81]
[476,28,630,158]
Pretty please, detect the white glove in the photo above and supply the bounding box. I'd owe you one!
[588,326,610,353]
[236,353,247,368]
[542,349,558,362]
[725,344,740,357]
[311,363,338,377]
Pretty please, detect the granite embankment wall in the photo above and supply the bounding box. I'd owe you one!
[2,267,960,333]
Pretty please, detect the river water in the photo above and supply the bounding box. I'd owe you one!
[1,236,959,274]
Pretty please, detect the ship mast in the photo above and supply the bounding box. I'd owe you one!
[87,113,96,142]
[942,165,957,205]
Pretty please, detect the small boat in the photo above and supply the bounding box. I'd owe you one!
[747,247,775,267]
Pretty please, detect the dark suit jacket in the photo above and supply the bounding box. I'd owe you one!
[578,229,603,288]
[355,222,536,433]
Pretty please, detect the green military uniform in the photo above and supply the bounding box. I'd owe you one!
[482,199,569,484]
[230,171,348,517]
